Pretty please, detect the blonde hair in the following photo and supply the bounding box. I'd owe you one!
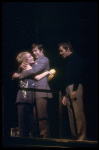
[16,52,30,64]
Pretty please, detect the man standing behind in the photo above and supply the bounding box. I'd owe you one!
[13,44,53,138]
[58,42,87,140]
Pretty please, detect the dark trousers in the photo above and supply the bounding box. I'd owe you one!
[35,98,50,138]
[17,103,33,137]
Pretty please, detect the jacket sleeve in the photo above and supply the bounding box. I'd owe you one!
[19,57,49,79]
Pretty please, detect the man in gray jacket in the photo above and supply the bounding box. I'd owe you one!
[13,44,53,138]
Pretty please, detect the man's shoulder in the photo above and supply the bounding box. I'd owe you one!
[39,55,49,63]
[73,53,83,65]
[73,53,82,60]
[41,54,49,59]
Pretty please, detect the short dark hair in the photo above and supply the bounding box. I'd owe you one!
[58,42,73,52]
[31,43,44,53]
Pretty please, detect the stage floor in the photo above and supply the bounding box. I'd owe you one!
[3,137,98,148]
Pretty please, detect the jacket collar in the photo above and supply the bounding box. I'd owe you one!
[35,54,44,63]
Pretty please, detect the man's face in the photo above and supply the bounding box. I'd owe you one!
[32,47,43,59]
[59,46,69,58]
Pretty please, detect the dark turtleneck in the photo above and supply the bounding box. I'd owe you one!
[61,52,83,95]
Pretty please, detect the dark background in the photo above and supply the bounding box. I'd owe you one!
[2,2,98,140]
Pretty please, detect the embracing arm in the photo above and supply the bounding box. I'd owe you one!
[12,70,50,81]
[19,57,49,79]
[34,71,51,81]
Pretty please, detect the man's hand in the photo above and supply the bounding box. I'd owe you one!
[25,64,32,70]
[12,73,20,80]
[70,91,77,100]
[19,62,29,70]
[62,96,66,106]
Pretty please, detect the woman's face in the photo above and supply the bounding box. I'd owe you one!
[25,53,34,64]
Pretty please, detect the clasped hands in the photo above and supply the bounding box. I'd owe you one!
[62,91,77,106]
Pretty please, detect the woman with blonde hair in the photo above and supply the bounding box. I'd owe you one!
[13,51,53,137]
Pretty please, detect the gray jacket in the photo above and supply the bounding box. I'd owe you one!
[19,54,53,99]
